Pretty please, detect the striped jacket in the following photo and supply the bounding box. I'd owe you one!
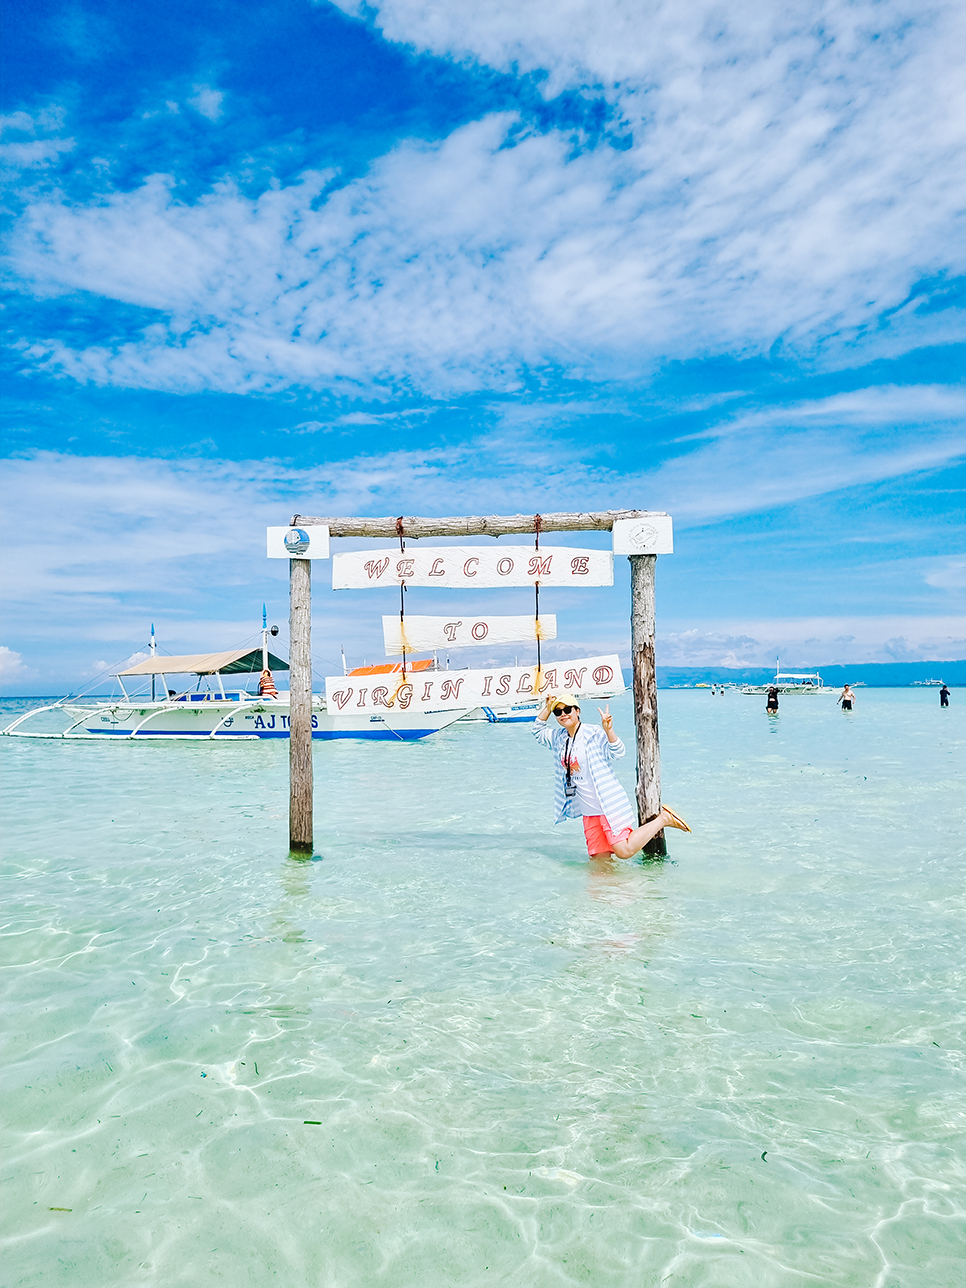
[531,718,635,830]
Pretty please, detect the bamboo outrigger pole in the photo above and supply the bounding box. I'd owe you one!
[288,509,667,857]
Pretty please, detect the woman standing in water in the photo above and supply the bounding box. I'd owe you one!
[766,686,779,713]
[531,693,690,859]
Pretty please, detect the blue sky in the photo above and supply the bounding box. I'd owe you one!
[2,0,964,692]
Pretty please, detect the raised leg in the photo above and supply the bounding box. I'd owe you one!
[610,807,690,859]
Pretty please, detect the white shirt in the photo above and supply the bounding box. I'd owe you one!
[561,725,604,816]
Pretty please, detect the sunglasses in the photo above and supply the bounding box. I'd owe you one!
[553,705,576,716]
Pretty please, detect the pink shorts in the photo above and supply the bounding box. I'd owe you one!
[582,815,634,856]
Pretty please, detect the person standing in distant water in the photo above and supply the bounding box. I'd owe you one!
[766,686,779,713]
[940,683,950,707]
[838,684,856,711]
[258,669,279,698]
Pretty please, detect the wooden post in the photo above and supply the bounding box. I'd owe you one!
[629,554,665,856]
[289,557,313,853]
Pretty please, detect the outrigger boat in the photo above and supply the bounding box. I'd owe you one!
[4,606,628,740]
[741,663,834,696]
[2,635,470,742]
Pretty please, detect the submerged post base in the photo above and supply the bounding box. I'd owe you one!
[641,828,667,858]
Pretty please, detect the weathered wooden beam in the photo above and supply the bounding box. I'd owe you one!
[629,554,666,857]
[289,558,313,853]
[290,510,662,538]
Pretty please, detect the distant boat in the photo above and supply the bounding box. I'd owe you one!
[912,679,944,686]
[741,663,834,696]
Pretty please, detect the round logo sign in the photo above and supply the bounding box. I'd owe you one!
[626,522,657,551]
[284,527,310,555]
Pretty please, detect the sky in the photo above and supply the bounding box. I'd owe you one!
[1,0,964,693]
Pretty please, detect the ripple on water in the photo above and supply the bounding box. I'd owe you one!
[1,690,964,1285]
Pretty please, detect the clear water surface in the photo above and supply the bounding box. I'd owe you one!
[2,689,964,1286]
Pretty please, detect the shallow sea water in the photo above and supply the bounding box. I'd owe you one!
[1,689,964,1286]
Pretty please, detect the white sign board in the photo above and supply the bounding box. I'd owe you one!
[333,545,612,589]
[267,525,331,559]
[612,515,673,555]
[325,654,624,715]
[383,614,557,655]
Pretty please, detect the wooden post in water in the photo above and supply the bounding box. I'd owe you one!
[289,556,313,853]
[629,553,665,856]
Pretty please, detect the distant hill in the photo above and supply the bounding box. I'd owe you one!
[656,661,964,688]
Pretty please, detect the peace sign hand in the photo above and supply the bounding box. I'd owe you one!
[598,704,613,734]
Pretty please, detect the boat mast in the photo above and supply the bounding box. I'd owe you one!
[262,604,269,673]
[150,623,156,701]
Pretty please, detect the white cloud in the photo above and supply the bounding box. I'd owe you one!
[1,411,961,619]
[641,384,966,522]
[0,646,35,684]
[657,617,966,666]
[924,557,966,591]
[0,137,75,168]
[189,86,224,121]
[659,630,762,666]
[337,412,385,425]
[2,444,963,687]
[7,0,965,395]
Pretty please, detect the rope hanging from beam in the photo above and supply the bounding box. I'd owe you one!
[396,516,407,684]
[534,513,542,685]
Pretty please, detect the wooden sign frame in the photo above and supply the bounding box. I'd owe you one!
[279,510,672,856]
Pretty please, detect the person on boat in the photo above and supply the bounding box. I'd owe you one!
[258,669,279,698]
[940,683,950,707]
[766,686,779,713]
[838,684,856,711]
[531,692,690,859]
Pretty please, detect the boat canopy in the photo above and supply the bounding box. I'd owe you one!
[117,648,289,677]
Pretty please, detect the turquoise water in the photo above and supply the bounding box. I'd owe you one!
[2,689,964,1286]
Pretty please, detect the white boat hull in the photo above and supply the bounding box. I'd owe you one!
[5,697,469,741]
[740,686,835,696]
[461,702,540,724]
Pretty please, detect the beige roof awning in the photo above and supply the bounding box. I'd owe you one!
[117,648,289,677]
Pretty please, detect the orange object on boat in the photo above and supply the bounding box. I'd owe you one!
[347,659,435,676]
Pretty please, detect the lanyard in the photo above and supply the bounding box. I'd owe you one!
[564,721,582,787]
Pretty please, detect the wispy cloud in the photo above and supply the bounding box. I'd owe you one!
[1,430,963,688]
[3,401,962,612]
[657,618,966,667]
[0,645,35,684]
[6,0,965,396]
[189,85,224,121]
